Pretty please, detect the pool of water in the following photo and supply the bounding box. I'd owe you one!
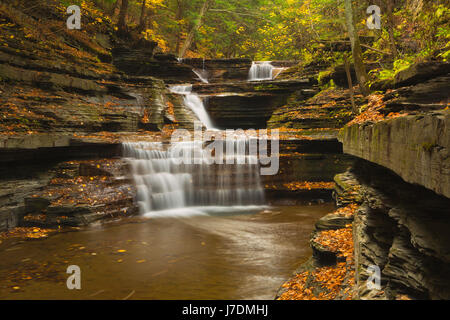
[0,203,334,300]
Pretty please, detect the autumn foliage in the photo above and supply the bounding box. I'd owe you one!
[347,94,407,126]
[278,205,358,300]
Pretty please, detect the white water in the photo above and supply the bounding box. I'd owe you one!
[123,139,266,217]
[193,69,209,83]
[170,85,215,130]
[248,61,274,81]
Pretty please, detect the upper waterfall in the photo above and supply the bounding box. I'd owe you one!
[170,85,215,130]
[248,61,274,81]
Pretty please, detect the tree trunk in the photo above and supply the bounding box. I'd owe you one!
[175,0,184,54]
[344,0,370,96]
[117,0,129,34]
[110,0,121,18]
[178,0,211,58]
[343,54,357,114]
[138,0,147,32]
[385,0,398,59]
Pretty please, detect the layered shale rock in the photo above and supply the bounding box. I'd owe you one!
[339,109,449,199]
[112,47,198,84]
[21,159,137,229]
[263,138,355,203]
[181,58,252,83]
[196,79,319,129]
[268,87,363,130]
[339,60,449,198]
[349,161,450,300]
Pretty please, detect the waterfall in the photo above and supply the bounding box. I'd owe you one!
[248,61,274,81]
[193,69,209,83]
[123,138,265,217]
[170,85,215,130]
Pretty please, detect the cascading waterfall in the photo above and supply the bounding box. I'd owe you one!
[170,85,215,130]
[193,69,209,83]
[122,138,265,217]
[193,58,209,83]
[248,61,274,81]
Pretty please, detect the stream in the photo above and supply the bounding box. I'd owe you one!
[0,203,333,300]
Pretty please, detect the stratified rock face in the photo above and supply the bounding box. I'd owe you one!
[320,62,378,87]
[181,58,252,83]
[394,61,450,88]
[263,138,355,202]
[17,159,137,230]
[112,47,198,84]
[197,79,318,129]
[205,93,286,129]
[268,88,359,130]
[339,110,449,198]
[347,162,450,300]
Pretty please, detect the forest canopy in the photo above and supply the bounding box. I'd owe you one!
[65,0,450,64]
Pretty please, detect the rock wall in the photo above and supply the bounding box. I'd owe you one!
[181,58,252,83]
[197,79,318,129]
[338,161,450,300]
[339,109,449,199]
[263,138,355,203]
[339,61,450,198]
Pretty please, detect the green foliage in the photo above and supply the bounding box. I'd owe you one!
[63,0,450,64]
[317,70,332,85]
[373,57,413,81]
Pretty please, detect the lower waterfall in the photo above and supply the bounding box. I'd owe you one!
[122,138,266,217]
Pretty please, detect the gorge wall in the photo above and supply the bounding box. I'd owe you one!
[336,61,450,299]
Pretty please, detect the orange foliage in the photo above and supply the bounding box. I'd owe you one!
[347,94,407,126]
[283,181,336,190]
[279,262,355,300]
[278,205,358,300]
[314,225,354,261]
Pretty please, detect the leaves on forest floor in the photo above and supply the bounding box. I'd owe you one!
[265,181,335,191]
[278,205,357,300]
[347,94,407,126]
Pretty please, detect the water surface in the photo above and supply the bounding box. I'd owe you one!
[0,204,333,300]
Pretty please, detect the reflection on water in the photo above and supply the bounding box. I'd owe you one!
[0,204,334,300]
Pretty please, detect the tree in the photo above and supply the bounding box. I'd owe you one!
[344,0,370,96]
[384,0,398,59]
[110,0,121,18]
[118,0,129,34]
[343,53,357,113]
[138,0,148,32]
[178,0,212,58]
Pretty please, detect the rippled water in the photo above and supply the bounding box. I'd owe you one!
[0,204,334,300]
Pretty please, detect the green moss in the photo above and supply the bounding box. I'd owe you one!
[254,84,281,91]
[317,69,332,85]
